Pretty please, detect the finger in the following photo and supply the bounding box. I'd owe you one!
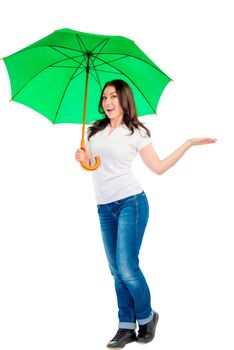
[81,145,89,153]
[207,138,217,143]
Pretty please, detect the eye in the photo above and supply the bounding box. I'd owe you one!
[102,96,107,100]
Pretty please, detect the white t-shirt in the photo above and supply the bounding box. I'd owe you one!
[87,123,152,204]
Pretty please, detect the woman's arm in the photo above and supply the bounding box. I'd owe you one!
[139,138,217,175]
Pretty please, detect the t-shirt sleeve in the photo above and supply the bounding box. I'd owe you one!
[135,128,152,152]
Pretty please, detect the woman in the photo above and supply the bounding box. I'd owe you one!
[75,79,216,349]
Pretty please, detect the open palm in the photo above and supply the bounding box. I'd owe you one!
[189,138,217,146]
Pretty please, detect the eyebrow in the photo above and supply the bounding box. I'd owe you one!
[102,91,117,97]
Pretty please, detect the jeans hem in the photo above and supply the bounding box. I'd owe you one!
[137,310,154,325]
[118,322,136,330]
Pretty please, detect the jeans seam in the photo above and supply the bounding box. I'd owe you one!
[136,198,139,220]
[142,194,149,216]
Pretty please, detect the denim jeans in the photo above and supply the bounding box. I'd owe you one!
[97,191,153,329]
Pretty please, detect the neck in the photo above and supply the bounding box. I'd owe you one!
[109,119,124,128]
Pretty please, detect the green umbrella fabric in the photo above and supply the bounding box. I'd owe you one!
[3,28,171,125]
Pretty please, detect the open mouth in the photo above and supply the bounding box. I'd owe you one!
[106,108,115,112]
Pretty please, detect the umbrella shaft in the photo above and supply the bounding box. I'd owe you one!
[81,54,90,148]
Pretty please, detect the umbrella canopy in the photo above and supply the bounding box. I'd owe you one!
[2,28,171,170]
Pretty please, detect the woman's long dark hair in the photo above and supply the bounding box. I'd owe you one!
[87,80,151,140]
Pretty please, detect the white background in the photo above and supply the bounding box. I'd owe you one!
[0,1,233,349]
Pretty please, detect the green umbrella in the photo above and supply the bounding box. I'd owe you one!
[1,28,171,170]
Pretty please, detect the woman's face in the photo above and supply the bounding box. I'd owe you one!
[102,85,124,123]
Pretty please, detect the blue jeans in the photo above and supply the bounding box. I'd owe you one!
[97,191,153,329]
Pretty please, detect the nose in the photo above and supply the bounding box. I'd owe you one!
[104,98,112,108]
[105,97,112,105]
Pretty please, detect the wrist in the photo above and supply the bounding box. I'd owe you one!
[186,139,193,148]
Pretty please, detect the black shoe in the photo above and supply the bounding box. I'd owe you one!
[137,311,159,344]
[107,328,137,348]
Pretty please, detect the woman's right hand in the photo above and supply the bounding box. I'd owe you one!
[75,145,90,165]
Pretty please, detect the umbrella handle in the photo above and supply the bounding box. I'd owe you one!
[80,156,101,171]
[79,139,101,171]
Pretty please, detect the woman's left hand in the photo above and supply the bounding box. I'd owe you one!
[188,138,217,146]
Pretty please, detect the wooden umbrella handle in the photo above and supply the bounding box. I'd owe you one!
[80,156,101,171]
[79,139,100,171]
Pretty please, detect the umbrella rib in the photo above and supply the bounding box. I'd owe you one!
[90,67,122,75]
[89,62,103,92]
[9,46,87,100]
[71,68,87,80]
[50,45,86,65]
[75,34,89,53]
[72,65,102,91]
[75,35,112,72]
[90,54,129,69]
[52,65,83,69]
[10,65,66,101]
[88,38,110,67]
[75,35,112,69]
[11,62,84,101]
[88,69,102,88]
[51,55,85,66]
[75,35,110,58]
[53,58,87,124]
[49,44,84,55]
[90,38,109,55]
[11,48,88,100]
[89,55,103,88]
[96,52,171,79]
[17,44,85,57]
[50,53,85,69]
[94,56,156,113]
